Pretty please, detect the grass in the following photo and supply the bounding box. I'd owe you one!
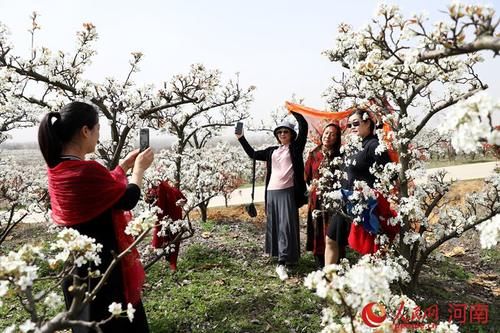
[480,248,500,264]
[2,201,498,332]
[199,219,218,232]
[437,260,473,281]
[417,250,499,332]
[143,222,324,333]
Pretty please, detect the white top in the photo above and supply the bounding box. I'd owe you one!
[267,144,294,190]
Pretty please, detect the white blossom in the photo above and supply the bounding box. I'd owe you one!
[476,214,500,249]
[43,292,63,309]
[19,320,36,333]
[126,303,136,322]
[440,92,500,153]
[3,325,16,333]
[108,302,122,317]
[124,207,160,237]
[49,229,102,268]
[435,321,460,333]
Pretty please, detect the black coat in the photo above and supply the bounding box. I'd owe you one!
[347,134,391,188]
[61,183,149,333]
[238,111,308,208]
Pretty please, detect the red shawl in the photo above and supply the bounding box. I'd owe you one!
[348,192,399,255]
[304,147,324,212]
[48,160,145,305]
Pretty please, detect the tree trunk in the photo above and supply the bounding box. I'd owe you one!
[174,154,182,188]
[199,202,208,222]
[398,146,411,262]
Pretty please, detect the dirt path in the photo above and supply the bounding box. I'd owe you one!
[210,161,499,207]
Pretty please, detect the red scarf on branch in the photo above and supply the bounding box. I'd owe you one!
[149,181,186,271]
[48,160,145,305]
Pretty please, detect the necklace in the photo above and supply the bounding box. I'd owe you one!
[60,154,83,161]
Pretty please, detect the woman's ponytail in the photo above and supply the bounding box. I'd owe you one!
[38,112,63,168]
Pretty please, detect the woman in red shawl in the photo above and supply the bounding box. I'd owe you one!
[38,102,154,332]
[304,123,342,269]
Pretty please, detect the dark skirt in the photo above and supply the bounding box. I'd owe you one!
[266,187,300,264]
[326,214,351,248]
[62,270,149,333]
[306,209,329,256]
[62,214,149,333]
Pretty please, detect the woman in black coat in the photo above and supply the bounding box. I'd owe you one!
[324,108,391,265]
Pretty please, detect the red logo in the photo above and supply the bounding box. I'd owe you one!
[361,302,387,328]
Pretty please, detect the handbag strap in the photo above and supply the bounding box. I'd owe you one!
[250,156,256,201]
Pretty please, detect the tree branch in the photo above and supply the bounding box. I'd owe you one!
[412,86,486,138]
[418,36,500,61]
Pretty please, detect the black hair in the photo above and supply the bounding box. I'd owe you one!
[38,101,99,168]
[323,123,342,156]
[354,108,376,133]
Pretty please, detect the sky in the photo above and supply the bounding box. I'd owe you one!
[1,0,499,143]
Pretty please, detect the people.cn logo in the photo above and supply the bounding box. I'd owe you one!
[361,302,387,328]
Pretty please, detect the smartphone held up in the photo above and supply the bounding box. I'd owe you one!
[139,128,150,152]
[234,122,243,136]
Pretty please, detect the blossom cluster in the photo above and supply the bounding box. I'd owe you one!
[108,302,136,323]
[475,214,500,249]
[124,207,161,237]
[0,244,43,293]
[305,254,465,332]
[48,228,103,268]
[0,228,104,329]
[155,216,190,240]
[439,92,500,154]
[0,156,48,215]
[305,254,410,332]
[0,221,156,331]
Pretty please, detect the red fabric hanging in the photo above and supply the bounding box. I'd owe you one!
[150,181,186,271]
[48,160,145,305]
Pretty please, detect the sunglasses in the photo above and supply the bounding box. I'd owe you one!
[347,121,361,129]
[276,130,290,135]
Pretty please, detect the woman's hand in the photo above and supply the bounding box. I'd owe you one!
[130,147,154,189]
[134,147,154,171]
[120,149,140,173]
